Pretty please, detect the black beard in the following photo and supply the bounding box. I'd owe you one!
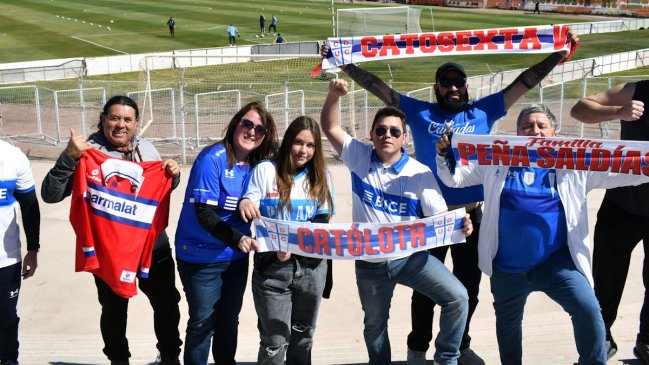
[436,90,468,113]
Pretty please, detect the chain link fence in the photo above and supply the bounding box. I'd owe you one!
[1,60,648,164]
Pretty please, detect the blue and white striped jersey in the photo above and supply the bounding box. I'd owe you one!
[243,160,332,222]
[341,134,447,224]
[0,140,36,268]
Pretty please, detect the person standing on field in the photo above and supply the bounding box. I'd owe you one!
[167,16,176,38]
[227,24,240,46]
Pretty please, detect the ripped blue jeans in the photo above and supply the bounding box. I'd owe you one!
[252,252,327,365]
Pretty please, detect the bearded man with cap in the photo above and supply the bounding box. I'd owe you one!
[321,29,578,365]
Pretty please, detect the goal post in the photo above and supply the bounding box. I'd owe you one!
[336,6,423,37]
[136,54,386,163]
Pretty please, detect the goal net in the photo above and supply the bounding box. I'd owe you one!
[136,54,377,163]
[336,6,423,37]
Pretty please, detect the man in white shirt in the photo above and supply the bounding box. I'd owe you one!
[320,78,471,365]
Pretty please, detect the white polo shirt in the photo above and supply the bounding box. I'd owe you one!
[0,140,36,268]
[340,134,447,261]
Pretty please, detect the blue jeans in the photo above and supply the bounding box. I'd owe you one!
[252,253,327,365]
[409,207,483,352]
[0,263,21,364]
[178,256,249,365]
[491,247,606,365]
[355,251,468,365]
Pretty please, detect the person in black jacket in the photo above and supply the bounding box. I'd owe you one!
[41,96,182,365]
[571,80,649,363]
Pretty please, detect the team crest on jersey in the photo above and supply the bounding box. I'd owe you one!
[523,171,535,185]
[101,158,144,195]
[224,169,235,178]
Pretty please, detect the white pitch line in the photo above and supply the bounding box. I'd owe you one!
[71,35,127,54]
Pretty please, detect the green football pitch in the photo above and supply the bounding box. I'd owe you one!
[1,0,648,78]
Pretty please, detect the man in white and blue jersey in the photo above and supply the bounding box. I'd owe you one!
[0,116,41,365]
[321,78,471,365]
[436,104,649,365]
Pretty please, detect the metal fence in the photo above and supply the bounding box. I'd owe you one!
[2,18,649,85]
[1,58,648,164]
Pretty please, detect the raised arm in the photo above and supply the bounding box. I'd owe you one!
[320,78,349,156]
[502,29,578,111]
[321,44,400,107]
[41,128,93,203]
[570,82,644,124]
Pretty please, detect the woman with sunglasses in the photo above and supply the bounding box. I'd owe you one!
[238,116,334,365]
[175,101,278,365]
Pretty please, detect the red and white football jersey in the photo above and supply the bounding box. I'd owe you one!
[71,149,172,298]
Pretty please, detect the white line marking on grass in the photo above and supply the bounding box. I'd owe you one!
[71,36,127,54]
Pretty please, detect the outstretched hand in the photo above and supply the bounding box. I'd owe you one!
[66,128,93,160]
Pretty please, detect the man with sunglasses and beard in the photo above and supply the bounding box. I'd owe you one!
[321,30,578,365]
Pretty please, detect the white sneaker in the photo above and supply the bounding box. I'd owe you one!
[458,347,485,365]
[407,348,427,365]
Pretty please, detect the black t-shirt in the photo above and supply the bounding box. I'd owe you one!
[605,80,649,215]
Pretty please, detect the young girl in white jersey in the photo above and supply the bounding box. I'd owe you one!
[239,116,334,365]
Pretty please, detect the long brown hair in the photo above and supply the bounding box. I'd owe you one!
[221,101,278,168]
[275,116,332,218]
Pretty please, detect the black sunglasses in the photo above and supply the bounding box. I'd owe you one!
[438,77,466,88]
[374,126,403,138]
[241,119,268,136]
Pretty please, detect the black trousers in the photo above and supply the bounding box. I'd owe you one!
[407,207,482,351]
[0,263,21,363]
[94,244,182,361]
[593,197,649,343]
